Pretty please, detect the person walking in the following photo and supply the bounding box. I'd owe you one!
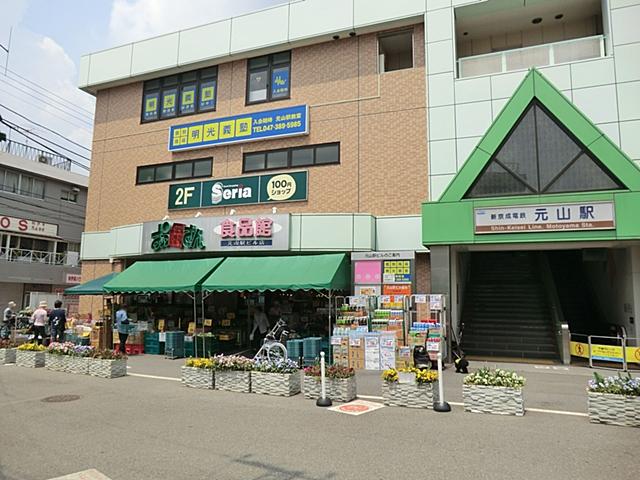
[31,301,48,345]
[250,305,269,350]
[115,304,130,354]
[48,300,67,343]
[1,301,17,340]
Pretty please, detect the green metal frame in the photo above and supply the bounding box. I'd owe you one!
[423,68,640,246]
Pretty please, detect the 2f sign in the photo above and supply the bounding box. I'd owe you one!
[169,182,201,209]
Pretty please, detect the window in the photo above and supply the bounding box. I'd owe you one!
[246,51,291,104]
[242,143,340,173]
[465,101,624,198]
[136,158,213,185]
[378,30,413,72]
[0,169,45,199]
[142,67,218,123]
[61,189,78,203]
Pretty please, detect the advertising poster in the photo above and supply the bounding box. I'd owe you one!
[354,261,382,285]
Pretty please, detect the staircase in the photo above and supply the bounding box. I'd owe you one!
[461,252,558,360]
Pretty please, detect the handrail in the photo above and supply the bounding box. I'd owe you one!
[0,140,71,171]
[537,252,570,365]
[0,246,66,265]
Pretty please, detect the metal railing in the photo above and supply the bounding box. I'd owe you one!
[571,333,639,371]
[0,140,71,171]
[0,247,66,265]
[457,35,605,78]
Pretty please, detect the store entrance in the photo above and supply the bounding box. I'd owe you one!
[460,248,626,361]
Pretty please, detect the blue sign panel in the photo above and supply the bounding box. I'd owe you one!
[168,104,308,152]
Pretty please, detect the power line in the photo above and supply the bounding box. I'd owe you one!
[0,120,90,171]
[0,200,86,228]
[1,79,94,126]
[0,104,91,152]
[0,86,93,134]
[2,118,91,163]
[5,67,94,116]
[2,73,94,122]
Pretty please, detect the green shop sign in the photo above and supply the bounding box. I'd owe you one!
[168,171,307,210]
[150,221,206,252]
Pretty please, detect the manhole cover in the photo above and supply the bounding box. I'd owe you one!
[41,395,81,403]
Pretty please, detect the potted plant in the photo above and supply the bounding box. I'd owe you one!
[45,342,76,372]
[303,364,356,402]
[381,367,439,409]
[182,358,214,389]
[463,367,526,416]
[212,355,253,393]
[251,358,301,397]
[16,343,46,368]
[0,339,17,364]
[88,349,127,378]
[68,345,95,375]
[587,372,640,427]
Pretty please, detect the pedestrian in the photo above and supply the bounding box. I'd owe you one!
[48,300,67,343]
[250,305,269,350]
[1,301,17,340]
[31,301,48,345]
[115,304,130,354]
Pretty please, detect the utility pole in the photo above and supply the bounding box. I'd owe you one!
[0,27,12,75]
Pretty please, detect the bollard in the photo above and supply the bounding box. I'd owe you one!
[433,351,451,412]
[316,351,332,407]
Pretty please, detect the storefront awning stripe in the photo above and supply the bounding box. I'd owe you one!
[64,273,119,295]
[103,258,224,294]
[201,254,349,292]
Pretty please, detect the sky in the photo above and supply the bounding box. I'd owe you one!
[0,0,284,174]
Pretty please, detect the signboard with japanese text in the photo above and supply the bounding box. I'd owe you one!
[383,260,412,284]
[168,104,308,152]
[168,171,307,210]
[474,202,615,234]
[141,214,290,254]
[351,251,415,261]
[65,274,82,285]
[0,214,58,237]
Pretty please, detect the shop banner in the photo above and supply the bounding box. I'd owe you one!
[168,171,307,209]
[383,260,411,284]
[0,214,58,237]
[168,104,308,152]
[474,201,615,234]
[141,214,290,254]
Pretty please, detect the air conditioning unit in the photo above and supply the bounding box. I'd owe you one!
[37,155,52,164]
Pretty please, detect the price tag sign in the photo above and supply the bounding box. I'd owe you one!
[188,322,196,334]
[204,319,213,327]
[414,294,427,304]
[380,295,391,303]
[158,319,165,331]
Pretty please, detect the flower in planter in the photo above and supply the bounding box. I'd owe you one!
[212,354,253,371]
[382,368,399,383]
[304,363,355,379]
[382,367,438,384]
[415,369,438,384]
[587,372,640,396]
[17,343,46,352]
[464,367,525,388]
[47,342,76,355]
[91,349,127,360]
[185,358,214,369]
[71,345,95,357]
[0,339,18,349]
[253,357,299,374]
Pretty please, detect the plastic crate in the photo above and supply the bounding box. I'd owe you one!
[184,341,194,358]
[114,343,144,355]
[303,337,322,357]
[286,339,303,358]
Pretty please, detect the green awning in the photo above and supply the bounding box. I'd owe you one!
[201,254,349,292]
[103,258,224,294]
[64,273,119,295]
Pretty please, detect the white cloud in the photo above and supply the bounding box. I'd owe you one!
[108,0,285,44]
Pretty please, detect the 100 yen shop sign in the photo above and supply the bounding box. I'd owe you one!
[168,171,308,209]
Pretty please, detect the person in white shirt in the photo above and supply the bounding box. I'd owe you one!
[31,301,48,345]
[250,305,269,350]
[1,301,16,340]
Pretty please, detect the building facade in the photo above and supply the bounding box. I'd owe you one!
[77,0,640,361]
[0,139,87,311]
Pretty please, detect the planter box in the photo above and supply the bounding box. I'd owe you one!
[303,375,357,402]
[0,348,16,364]
[463,384,525,416]
[68,357,90,375]
[88,358,127,378]
[252,371,301,397]
[382,381,438,409]
[45,353,68,372]
[181,366,214,389]
[588,392,640,428]
[16,350,45,368]
[214,370,251,393]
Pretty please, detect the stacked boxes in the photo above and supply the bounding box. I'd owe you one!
[348,336,364,370]
[396,346,412,369]
[379,334,396,370]
[364,334,381,370]
[331,336,349,367]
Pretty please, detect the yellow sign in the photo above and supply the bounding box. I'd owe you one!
[201,85,215,101]
[626,346,640,365]
[158,319,165,332]
[187,125,203,144]
[163,93,176,109]
[204,319,213,327]
[591,344,624,362]
[182,90,194,107]
[188,322,196,334]
[145,97,157,113]
[569,341,589,359]
[266,174,297,201]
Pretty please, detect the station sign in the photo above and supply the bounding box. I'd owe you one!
[168,171,307,210]
[474,201,615,234]
[168,104,308,152]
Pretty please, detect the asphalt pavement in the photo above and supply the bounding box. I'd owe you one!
[0,358,637,480]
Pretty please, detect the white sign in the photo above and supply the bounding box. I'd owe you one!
[474,202,615,234]
[65,274,82,284]
[0,214,58,237]
[351,251,415,260]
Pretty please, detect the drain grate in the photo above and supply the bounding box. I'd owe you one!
[41,394,81,403]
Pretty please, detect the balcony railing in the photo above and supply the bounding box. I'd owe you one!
[0,140,71,171]
[0,247,66,265]
[457,35,605,79]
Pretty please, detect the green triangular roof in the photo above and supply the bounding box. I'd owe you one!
[438,69,640,203]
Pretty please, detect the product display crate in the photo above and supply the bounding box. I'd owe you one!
[286,339,303,360]
[184,341,194,358]
[303,337,322,364]
[165,331,185,359]
[114,343,144,355]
